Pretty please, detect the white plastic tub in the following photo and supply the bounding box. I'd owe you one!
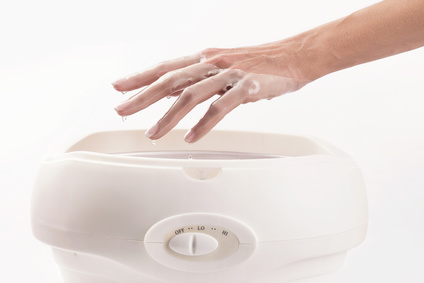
[31,130,367,283]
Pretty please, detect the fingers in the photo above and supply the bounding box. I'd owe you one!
[184,81,248,143]
[115,63,221,116]
[112,53,203,92]
[183,74,308,143]
[112,47,311,143]
[145,69,246,140]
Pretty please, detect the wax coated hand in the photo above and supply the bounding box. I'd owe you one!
[112,46,311,143]
[112,1,424,143]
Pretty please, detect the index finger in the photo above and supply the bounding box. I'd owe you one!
[112,53,204,92]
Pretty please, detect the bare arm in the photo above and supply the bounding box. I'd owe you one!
[304,0,424,79]
[113,0,424,143]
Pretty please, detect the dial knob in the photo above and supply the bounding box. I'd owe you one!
[168,232,218,256]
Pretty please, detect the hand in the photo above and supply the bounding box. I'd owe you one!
[113,44,312,143]
[112,0,424,143]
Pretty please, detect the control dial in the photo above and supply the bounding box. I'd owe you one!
[144,213,256,272]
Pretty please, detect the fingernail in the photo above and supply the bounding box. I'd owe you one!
[114,100,133,112]
[146,124,160,138]
[111,81,121,91]
[184,130,195,143]
[112,77,125,86]
[112,78,129,91]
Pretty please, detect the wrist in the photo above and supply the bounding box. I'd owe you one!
[288,22,345,82]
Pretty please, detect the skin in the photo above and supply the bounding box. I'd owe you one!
[113,0,424,143]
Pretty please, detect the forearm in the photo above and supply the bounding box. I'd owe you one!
[296,0,424,81]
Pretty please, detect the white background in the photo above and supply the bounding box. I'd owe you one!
[1,0,423,282]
